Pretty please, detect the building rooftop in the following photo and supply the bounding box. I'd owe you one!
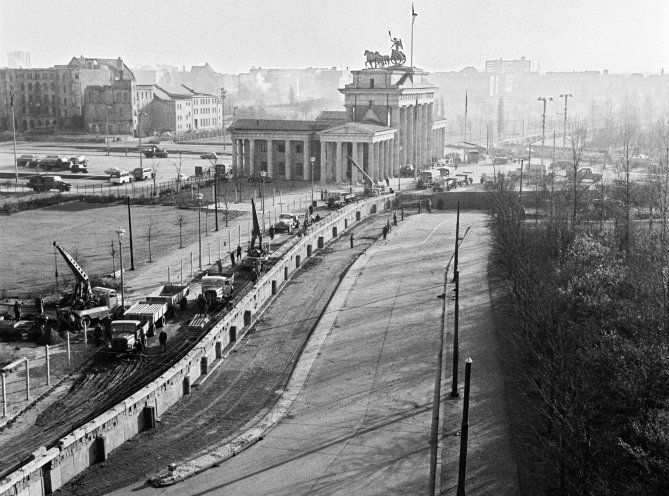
[228,119,336,133]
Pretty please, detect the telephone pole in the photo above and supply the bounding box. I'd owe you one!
[560,94,573,149]
[538,97,553,167]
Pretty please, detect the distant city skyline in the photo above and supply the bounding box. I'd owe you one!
[2,0,667,74]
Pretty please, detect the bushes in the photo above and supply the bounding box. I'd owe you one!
[490,188,669,495]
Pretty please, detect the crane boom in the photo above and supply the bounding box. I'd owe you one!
[53,241,91,300]
[345,155,374,187]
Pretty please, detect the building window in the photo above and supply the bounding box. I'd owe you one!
[277,162,285,174]
[370,78,374,88]
[261,161,267,171]
[295,164,303,177]
[260,142,267,152]
[278,144,285,153]
[296,144,302,153]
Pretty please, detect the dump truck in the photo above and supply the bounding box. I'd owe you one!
[201,273,234,307]
[122,301,169,335]
[144,284,189,318]
[110,320,147,353]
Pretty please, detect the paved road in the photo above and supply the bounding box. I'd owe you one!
[57,213,394,495]
[108,211,519,495]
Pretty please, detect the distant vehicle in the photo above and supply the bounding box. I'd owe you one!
[104,167,123,175]
[133,167,154,181]
[200,152,219,160]
[27,175,71,192]
[201,274,234,307]
[399,165,415,177]
[144,145,168,158]
[177,173,189,182]
[17,154,41,167]
[274,213,297,233]
[40,155,72,171]
[247,171,272,183]
[327,191,355,209]
[69,156,89,173]
[110,170,132,185]
[110,320,147,353]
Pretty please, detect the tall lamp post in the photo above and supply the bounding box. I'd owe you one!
[220,88,226,146]
[10,93,18,184]
[138,111,147,169]
[196,193,203,269]
[309,156,315,207]
[537,97,553,168]
[398,146,403,191]
[105,105,112,156]
[560,94,573,149]
[115,228,126,309]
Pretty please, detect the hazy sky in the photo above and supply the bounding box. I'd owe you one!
[2,0,667,74]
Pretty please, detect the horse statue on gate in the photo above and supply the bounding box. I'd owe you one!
[364,50,383,68]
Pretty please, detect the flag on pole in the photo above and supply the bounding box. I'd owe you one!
[412,3,418,21]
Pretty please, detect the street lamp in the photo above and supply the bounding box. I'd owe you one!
[309,156,315,207]
[138,111,147,169]
[115,228,126,309]
[398,146,403,191]
[9,92,18,184]
[196,193,203,269]
[105,105,112,156]
[538,97,553,168]
[559,94,573,149]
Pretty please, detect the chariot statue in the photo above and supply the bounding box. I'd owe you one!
[363,31,407,68]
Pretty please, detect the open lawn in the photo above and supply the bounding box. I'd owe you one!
[0,200,245,299]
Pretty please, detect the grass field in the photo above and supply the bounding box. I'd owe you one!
[0,200,246,299]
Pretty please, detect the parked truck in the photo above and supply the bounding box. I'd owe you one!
[201,273,234,307]
[122,301,169,335]
[110,320,148,353]
[144,284,189,317]
[327,191,356,209]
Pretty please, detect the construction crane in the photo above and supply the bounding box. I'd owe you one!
[53,241,92,303]
[345,155,378,196]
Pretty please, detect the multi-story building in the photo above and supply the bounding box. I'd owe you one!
[132,84,222,136]
[0,56,133,133]
[485,57,531,74]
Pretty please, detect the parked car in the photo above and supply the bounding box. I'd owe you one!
[17,154,41,167]
[110,170,132,185]
[200,152,219,160]
[177,173,189,182]
[27,175,71,192]
[247,171,272,183]
[69,156,89,173]
[144,145,168,158]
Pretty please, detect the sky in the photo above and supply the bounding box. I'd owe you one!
[1,0,668,74]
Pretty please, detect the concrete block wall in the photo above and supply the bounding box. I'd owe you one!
[0,194,391,496]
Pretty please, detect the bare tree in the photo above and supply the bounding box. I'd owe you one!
[175,214,187,249]
[173,153,184,191]
[144,213,160,262]
[618,98,640,257]
[566,122,588,228]
[151,160,160,196]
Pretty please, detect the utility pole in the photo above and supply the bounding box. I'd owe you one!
[127,196,135,270]
[538,97,553,168]
[560,93,573,149]
[451,202,461,398]
[10,93,18,184]
[220,88,226,146]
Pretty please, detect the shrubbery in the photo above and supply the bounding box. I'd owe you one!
[490,185,669,495]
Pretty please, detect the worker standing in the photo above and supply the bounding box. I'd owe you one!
[13,300,22,321]
[236,245,242,260]
[350,233,354,248]
[159,329,168,353]
[35,295,44,314]
[393,212,398,226]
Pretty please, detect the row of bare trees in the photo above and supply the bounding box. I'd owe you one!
[489,113,669,495]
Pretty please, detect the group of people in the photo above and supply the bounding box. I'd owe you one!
[382,210,404,240]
